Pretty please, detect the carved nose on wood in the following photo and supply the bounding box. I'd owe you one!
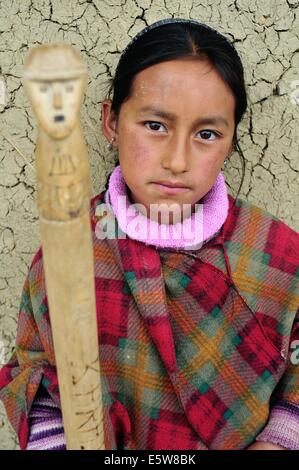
[53,90,62,109]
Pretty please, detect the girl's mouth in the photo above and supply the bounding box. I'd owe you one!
[151,182,189,194]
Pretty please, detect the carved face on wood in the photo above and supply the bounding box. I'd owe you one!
[25,78,84,139]
[23,44,87,140]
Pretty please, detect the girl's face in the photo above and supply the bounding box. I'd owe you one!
[102,57,236,222]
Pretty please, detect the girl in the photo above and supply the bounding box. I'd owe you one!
[0,18,298,451]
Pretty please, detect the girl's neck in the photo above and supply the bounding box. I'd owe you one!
[104,165,229,251]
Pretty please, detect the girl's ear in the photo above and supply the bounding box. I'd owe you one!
[101,99,118,144]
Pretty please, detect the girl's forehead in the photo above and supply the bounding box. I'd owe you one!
[119,60,236,126]
[136,58,210,81]
[130,59,235,106]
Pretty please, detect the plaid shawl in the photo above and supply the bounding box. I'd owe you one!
[0,193,298,450]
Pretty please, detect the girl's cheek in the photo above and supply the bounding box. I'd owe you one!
[128,140,153,168]
[203,146,228,166]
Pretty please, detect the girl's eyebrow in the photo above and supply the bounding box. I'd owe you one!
[138,105,229,128]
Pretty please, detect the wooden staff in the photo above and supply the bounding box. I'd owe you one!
[23,44,105,450]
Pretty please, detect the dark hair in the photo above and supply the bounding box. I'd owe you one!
[105,18,248,198]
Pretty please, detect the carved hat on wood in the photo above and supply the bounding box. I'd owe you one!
[23,43,87,81]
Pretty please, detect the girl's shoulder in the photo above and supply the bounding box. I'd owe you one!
[90,191,106,231]
[26,192,107,288]
[90,191,106,210]
[225,193,299,265]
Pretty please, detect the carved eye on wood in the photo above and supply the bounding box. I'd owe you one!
[40,84,48,93]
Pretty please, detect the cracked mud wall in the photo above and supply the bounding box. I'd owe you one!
[0,0,298,450]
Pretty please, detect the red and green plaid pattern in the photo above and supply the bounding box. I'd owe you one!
[0,193,298,450]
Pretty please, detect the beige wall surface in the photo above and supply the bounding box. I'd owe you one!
[0,0,298,450]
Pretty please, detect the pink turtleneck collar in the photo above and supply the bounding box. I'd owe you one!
[104,165,229,251]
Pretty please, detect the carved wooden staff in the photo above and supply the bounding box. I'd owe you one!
[23,44,105,450]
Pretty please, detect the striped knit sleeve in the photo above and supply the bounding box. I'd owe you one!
[255,306,299,450]
[255,401,299,450]
[26,386,66,450]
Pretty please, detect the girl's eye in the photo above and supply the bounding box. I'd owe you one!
[143,121,219,141]
[197,130,218,141]
[144,121,166,132]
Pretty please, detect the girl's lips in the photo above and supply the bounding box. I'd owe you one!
[151,182,189,194]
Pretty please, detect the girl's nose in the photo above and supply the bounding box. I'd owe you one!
[161,134,189,174]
